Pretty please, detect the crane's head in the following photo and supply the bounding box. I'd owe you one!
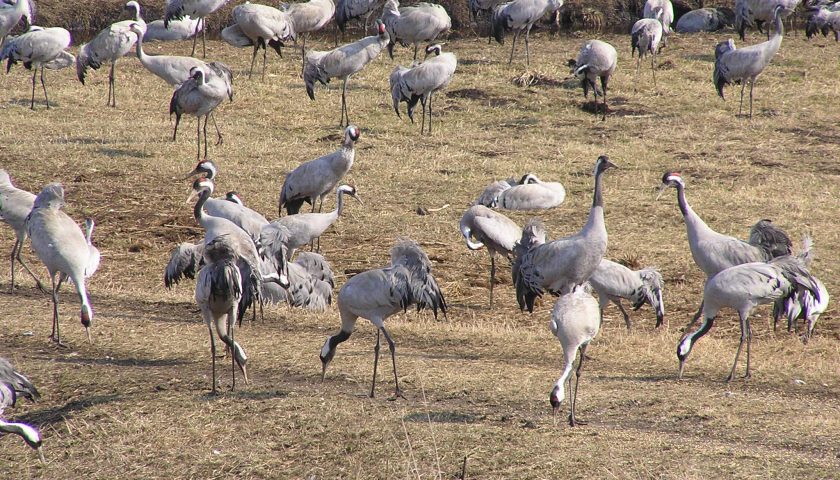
[345,125,361,143]
[189,66,206,84]
[773,4,784,17]
[186,177,214,204]
[519,173,540,185]
[224,191,243,205]
[319,330,352,381]
[424,44,443,59]
[656,171,684,199]
[182,159,217,180]
[81,304,93,344]
[128,22,144,36]
[638,268,665,327]
[125,1,141,18]
[549,382,565,420]
[33,183,65,210]
[11,421,45,463]
[337,185,363,205]
[594,155,617,176]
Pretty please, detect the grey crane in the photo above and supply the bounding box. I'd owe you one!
[513,155,616,313]
[548,284,600,427]
[568,39,617,121]
[714,4,784,119]
[0,0,35,48]
[736,0,799,40]
[491,0,562,65]
[265,184,361,256]
[0,169,44,292]
[221,2,295,80]
[130,22,205,86]
[26,184,97,345]
[477,173,566,210]
[382,0,450,60]
[335,0,380,38]
[1,26,71,109]
[195,234,249,393]
[774,277,828,342]
[278,125,359,215]
[144,15,200,42]
[320,240,446,398]
[283,0,335,71]
[677,254,820,382]
[675,7,733,33]
[805,6,839,40]
[0,357,44,463]
[76,1,145,108]
[303,21,388,126]
[261,233,335,311]
[631,8,663,87]
[657,171,794,329]
[588,259,664,331]
[469,0,505,28]
[170,65,233,160]
[390,43,456,135]
[164,0,230,58]
[643,0,673,34]
[459,204,520,308]
[183,160,269,243]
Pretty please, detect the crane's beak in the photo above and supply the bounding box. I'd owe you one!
[321,361,329,382]
[677,360,686,380]
[85,327,92,344]
[37,446,46,464]
[351,193,363,205]
[655,184,668,200]
[181,168,202,180]
[186,189,198,204]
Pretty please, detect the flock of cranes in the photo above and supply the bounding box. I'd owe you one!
[0,0,834,463]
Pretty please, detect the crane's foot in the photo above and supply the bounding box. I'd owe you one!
[48,335,69,349]
[568,415,587,427]
[387,389,406,401]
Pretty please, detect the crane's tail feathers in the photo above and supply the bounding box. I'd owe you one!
[797,234,814,266]
[749,219,793,259]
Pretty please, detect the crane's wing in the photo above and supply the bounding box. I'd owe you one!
[164,241,205,288]
[748,219,792,259]
[294,251,335,288]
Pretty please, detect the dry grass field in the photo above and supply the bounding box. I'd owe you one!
[1,24,840,479]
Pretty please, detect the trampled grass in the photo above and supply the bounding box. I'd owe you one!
[1,26,839,479]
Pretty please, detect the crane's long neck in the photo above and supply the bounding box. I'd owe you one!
[765,13,784,58]
[334,190,346,217]
[674,183,714,239]
[194,190,210,225]
[582,169,606,235]
[135,34,147,63]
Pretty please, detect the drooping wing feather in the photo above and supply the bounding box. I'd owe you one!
[164,241,205,288]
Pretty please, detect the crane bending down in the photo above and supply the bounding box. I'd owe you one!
[514,155,617,312]
[1,26,73,109]
[475,174,566,210]
[714,4,784,119]
[588,259,664,330]
[303,21,389,126]
[76,1,145,108]
[390,43,456,135]
[195,234,249,393]
[0,357,44,463]
[0,169,44,291]
[677,252,820,382]
[170,64,233,160]
[568,39,617,121]
[548,285,600,427]
[631,7,663,87]
[320,240,446,398]
[26,184,98,345]
[491,0,563,66]
[221,2,295,79]
[164,0,231,58]
[381,0,451,60]
[459,204,520,308]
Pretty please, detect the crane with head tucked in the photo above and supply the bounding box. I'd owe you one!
[476,173,566,210]
[631,7,663,87]
[390,43,456,135]
[144,15,201,42]
[170,64,233,160]
[459,204,520,308]
[567,39,617,121]
[283,0,335,72]
[0,357,44,463]
[382,0,450,60]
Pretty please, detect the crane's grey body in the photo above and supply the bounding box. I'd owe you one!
[284,0,335,71]
[643,0,673,33]
[335,0,379,33]
[390,44,456,135]
[714,5,784,118]
[460,204,520,307]
[548,285,600,426]
[0,169,44,291]
[131,23,205,87]
[170,65,233,160]
[0,357,44,463]
[320,240,446,398]
[678,254,820,381]
[0,0,35,48]
[736,0,799,40]
[303,23,388,126]
[514,156,616,313]
[482,173,565,210]
[221,2,295,79]
[195,234,249,393]
[588,259,664,330]
[76,1,145,108]
[569,39,617,121]
[491,0,562,65]
[805,7,840,40]
[27,184,96,345]
[1,26,72,109]
[278,125,359,215]
[631,11,663,87]
[144,15,201,42]
[165,0,230,57]
[266,184,360,257]
[676,8,732,33]
[382,0,450,60]
[262,251,334,310]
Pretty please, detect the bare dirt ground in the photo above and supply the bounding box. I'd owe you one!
[1,26,839,479]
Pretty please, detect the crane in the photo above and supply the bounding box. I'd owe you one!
[382,0,451,60]
[1,25,72,109]
[284,0,335,72]
[0,0,35,48]
[568,39,617,121]
[631,7,663,87]
[221,2,295,79]
[390,43,456,135]
[459,205,520,308]
[491,0,563,65]
[164,0,230,58]
[0,169,44,292]
[170,65,233,160]
[588,259,664,330]
[0,357,44,463]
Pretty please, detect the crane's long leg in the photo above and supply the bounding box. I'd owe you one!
[744,317,752,379]
[509,31,520,65]
[49,274,66,347]
[207,320,217,394]
[9,240,19,292]
[738,81,746,116]
[748,79,755,120]
[203,115,209,159]
[210,113,223,145]
[428,91,433,135]
[413,43,418,61]
[40,66,50,109]
[651,55,657,88]
[30,68,36,110]
[489,255,496,309]
[15,246,46,293]
[340,78,350,127]
[300,34,307,75]
[569,343,589,426]
[726,312,749,382]
[172,113,181,141]
[108,62,117,108]
[195,117,201,161]
[228,309,236,390]
[419,95,427,134]
[612,299,632,331]
[370,328,381,398]
[202,18,208,58]
[249,43,259,79]
[524,25,531,67]
[381,326,404,399]
[191,19,200,57]
[262,43,268,80]
[601,76,609,121]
